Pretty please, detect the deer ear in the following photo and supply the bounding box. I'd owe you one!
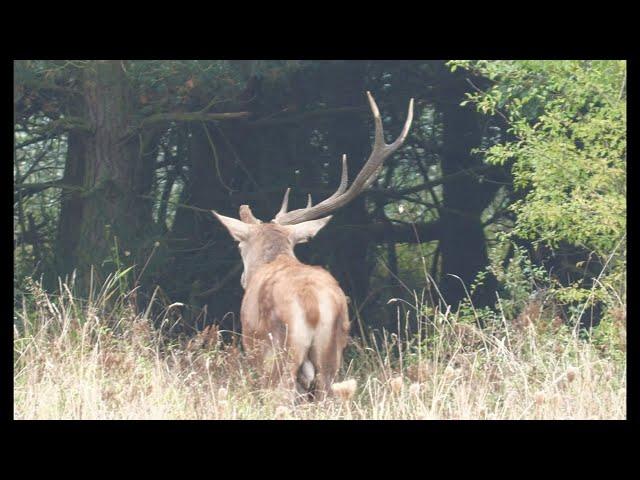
[212,211,251,242]
[288,216,333,244]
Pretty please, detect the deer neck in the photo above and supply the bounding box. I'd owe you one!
[243,245,298,289]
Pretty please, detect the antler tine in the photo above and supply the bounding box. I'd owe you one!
[336,154,349,196]
[273,92,414,225]
[360,96,412,191]
[356,93,414,190]
[325,154,349,202]
[392,97,414,148]
[367,91,385,149]
[306,194,313,208]
[276,187,291,217]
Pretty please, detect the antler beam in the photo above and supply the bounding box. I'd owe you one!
[273,91,414,225]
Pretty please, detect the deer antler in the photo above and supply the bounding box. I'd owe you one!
[273,91,414,225]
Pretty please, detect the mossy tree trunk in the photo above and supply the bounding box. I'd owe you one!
[57,61,156,288]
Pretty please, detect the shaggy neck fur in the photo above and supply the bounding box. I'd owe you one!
[241,225,297,288]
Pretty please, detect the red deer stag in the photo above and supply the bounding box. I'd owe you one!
[213,91,413,400]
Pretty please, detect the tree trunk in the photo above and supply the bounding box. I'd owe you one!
[168,123,241,332]
[59,61,155,287]
[436,70,499,309]
[55,128,85,277]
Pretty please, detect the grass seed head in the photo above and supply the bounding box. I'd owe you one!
[390,376,403,394]
[331,379,357,401]
[409,383,421,396]
[217,386,228,399]
[275,405,291,420]
[444,366,456,379]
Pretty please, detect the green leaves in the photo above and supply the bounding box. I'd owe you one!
[453,60,626,260]
[450,60,627,317]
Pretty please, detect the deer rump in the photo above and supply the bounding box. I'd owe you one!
[241,256,349,398]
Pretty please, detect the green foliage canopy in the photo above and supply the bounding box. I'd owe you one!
[450,60,626,259]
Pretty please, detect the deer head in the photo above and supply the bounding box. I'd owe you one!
[212,210,334,289]
[212,91,413,400]
[213,91,414,280]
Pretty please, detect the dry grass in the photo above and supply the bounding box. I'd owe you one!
[14,277,626,420]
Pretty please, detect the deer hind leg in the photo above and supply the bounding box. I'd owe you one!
[252,342,297,406]
[253,325,309,403]
[247,323,289,391]
[241,333,276,389]
[309,343,338,401]
[261,343,310,405]
[308,319,341,401]
[283,332,316,403]
[309,306,349,401]
[273,300,317,402]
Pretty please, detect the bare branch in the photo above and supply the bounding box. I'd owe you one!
[338,220,441,245]
[14,181,81,201]
[140,111,251,127]
[247,106,367,128]
[15,117,91,141]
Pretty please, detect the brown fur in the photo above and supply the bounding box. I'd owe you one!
[216,219,350,400]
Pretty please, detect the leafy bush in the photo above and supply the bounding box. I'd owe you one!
[449,60,626,327]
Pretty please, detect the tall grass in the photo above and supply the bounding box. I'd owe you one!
[14,274,626,420]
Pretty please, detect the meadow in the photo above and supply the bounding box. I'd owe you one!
[14,273,626,420]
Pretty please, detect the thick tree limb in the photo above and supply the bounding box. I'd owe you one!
[17,78,79,97]
[136,105,366,132]
[223,166,501,209]
[15,117,92,141]
[369,164,498,197]
[246,106,367,128]
[336,220,441,244]
[15,134,58,150]
[124,111,252,139]
[14,181,81,200]
[230,185,432,203]
[140,111,251,127]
